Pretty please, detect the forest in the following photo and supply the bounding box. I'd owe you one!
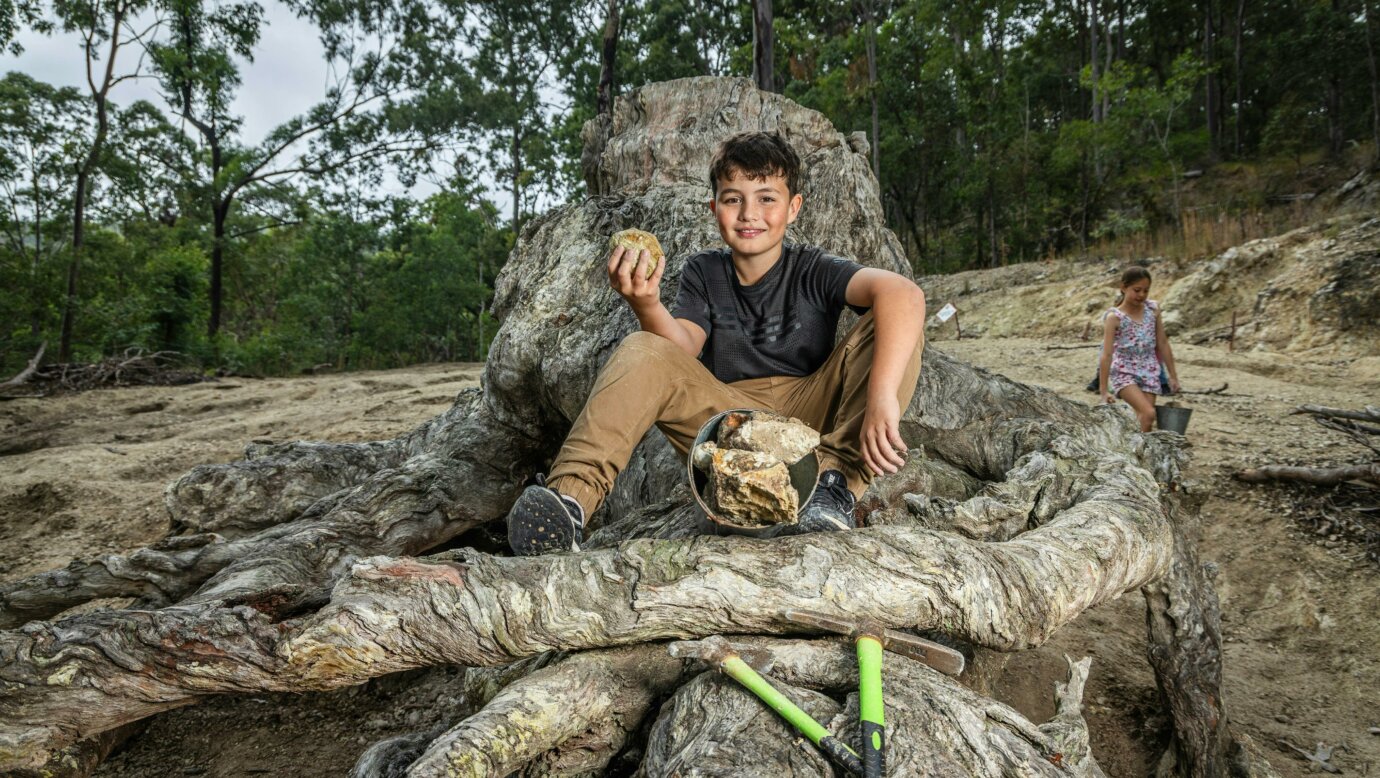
[2,0,1378,376]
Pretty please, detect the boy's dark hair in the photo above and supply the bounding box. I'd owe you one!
[709,132,802,196]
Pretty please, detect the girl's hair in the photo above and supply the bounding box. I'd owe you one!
[1114,266,1152,304]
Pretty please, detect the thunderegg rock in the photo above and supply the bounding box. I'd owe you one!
[700,445,798,526]
[694,411,820,526]
[718,410,820,465]
[607,228,665,278]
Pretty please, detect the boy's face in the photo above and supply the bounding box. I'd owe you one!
[709,168,802,264]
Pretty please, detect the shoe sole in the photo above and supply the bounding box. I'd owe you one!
[508,486,582,555]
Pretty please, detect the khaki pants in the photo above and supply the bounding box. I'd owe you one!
[548,312,922,517]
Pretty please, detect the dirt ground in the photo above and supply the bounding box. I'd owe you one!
[1,334,1378,775]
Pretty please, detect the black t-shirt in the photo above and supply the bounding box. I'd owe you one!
[671,243,867,383]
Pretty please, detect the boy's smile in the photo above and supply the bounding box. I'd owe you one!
[710,168,803,275]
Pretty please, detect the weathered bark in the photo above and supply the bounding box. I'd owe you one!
[1144,490,1247,778]
[0,76,1258,777]
[165,387,484,535]
[639,672,842,776]
[0,390,529,628]
[406,644,681,777]
[647,641,1103,777]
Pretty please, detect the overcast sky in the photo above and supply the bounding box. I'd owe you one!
[3,3,449,202]
[5,4,330,145]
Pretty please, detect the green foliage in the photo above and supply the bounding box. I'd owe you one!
[5,0,1380,376]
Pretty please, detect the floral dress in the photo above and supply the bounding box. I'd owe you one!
[1107,300,1162,396]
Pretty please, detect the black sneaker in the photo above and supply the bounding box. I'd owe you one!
[794,469,855,533]
[507,476,586,555]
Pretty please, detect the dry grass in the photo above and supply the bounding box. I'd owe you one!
[1086,201,1323,265]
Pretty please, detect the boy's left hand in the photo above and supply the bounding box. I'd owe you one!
[861,395,908,476]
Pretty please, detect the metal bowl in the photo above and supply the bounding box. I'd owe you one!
[687,408,819,537]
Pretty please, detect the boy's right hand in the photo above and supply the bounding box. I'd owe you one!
[608,246,664,312]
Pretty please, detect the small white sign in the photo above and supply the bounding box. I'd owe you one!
[934,302,957,323]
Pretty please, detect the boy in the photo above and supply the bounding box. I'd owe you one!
[508,131,925,554]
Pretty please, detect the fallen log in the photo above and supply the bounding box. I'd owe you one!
[1234,463,1380,487]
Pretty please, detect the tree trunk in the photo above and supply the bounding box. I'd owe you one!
[60,4,126,363]
[0,78,1270,778]
[1234,0,1245,156]
[1090,0,1101,123]
[1326,0,1345,157]
[1204,0,1219,160]
[597,0,620,116]
[753,0,774,92]
[1365,0,1380,160]
[865,0,880,180]
[58,173,86,363]
[511,125,521,230]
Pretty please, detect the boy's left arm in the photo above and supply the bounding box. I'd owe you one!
[845,268,926,476]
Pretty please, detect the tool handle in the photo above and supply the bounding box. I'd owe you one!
[722,656,864,775]
[857,635,886,778]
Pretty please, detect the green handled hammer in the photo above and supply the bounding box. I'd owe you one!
[783,610,967,778]
[669,636,864,775]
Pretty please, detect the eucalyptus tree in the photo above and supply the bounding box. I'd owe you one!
[150,0,476,339]
[0,72,87,350]
[452,0,596,230]
[98,99,196,228]
[34,0,164,360]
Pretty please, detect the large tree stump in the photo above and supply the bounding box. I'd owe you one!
[0,76,1267,777]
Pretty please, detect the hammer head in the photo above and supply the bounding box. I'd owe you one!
[668,636,777,673]
[782,609,966,677]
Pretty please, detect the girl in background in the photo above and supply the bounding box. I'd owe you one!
[1098,266,1180,432]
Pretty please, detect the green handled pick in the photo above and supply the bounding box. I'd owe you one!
[856,630,886,778]
[783,609,969,778]
[669,637,864,776]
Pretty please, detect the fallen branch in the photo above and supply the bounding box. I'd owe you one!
[1043,343,1100,351]
[1235,463,1380,487]
[1315,417,1380,455]
[1290,404,1380,424]
[1179,383,1229,395]
[1186,320,1254,345]
[0,342,45,389]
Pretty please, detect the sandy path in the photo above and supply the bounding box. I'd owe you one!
[1,346,1376,777]
[0,363,483,581]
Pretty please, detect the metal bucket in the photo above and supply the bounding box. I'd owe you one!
[688,409,818,538]
[1156,404,1193,435]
